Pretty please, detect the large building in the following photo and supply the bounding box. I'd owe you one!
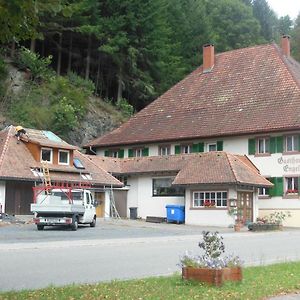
[86,35,300,227]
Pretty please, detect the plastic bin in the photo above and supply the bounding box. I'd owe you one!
[129,207,138,220]
[166,205,185,224]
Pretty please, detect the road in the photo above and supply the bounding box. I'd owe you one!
[1,219,300,291]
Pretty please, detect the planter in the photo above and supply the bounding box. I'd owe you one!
[234,223,242,232]
[182,267,242,287]
[248,223,283,231]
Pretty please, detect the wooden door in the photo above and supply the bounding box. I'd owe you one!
[95,192,105,217]
[237,192,253,224]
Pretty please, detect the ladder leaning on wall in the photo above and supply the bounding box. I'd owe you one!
[41,161,52,194]
[109,186,120,219]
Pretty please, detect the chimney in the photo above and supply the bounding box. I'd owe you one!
[203,44,215,73]
[281,35,291,57]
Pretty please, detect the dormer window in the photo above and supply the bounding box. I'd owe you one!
[58,150,70,165]
[41,148,53,163]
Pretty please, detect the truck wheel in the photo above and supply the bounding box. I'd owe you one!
[71,218,78,231]
[90,216,96,227]
[37,225,44,231]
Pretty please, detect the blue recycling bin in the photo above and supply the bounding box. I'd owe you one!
[166,205,185,224]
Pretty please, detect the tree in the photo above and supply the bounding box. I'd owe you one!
[278,15,293,36]
[291,13,300,62]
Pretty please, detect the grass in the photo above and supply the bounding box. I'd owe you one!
[1,262,300,300]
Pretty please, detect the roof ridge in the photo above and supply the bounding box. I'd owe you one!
[0,127,14,173]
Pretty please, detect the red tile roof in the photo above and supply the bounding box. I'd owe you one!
[0,126,122,187]
[88,152,272,187]
[85,43,300,148]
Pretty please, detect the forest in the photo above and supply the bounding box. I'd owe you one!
[0,0,300,139]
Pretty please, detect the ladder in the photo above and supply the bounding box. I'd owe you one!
[41,162,52,194]
[109,187,120,219]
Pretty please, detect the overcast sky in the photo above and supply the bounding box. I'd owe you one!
[267,0,300,20]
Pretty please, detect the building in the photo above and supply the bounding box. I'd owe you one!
[0,126,122,216]
[85,35,300,227]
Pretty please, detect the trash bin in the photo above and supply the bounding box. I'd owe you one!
[129,207,138,220]
[166,205,185,224]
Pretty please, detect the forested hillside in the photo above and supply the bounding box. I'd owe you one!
[0,0,299,145]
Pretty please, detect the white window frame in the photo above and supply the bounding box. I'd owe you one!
[193,191,228,208]
[181,144,191,154]
[159,145,171,156]
[257,137,270,154]
[133,148,143,157]
[58,150,70,165]
[207,143,217,152]
[40,147,53,164]
[109,150,119,158]
[285,135,298,152]
[258,187,269,196]
[285,177,299,195]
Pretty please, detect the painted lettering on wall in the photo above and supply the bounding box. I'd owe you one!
[278,156,300,173]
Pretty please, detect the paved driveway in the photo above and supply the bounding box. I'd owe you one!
[1,219,300,292]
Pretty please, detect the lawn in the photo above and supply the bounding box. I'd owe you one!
[1,262,300,300]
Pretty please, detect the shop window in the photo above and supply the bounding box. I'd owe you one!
[193,191,227,208]
[285,177,299,195]
[285,135,299,152]
[159,145,171,156]
[41,148,53,163]
[58,150,70,165]
[152,178,184,196]
[257,137,270,154]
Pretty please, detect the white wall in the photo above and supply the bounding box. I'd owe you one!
[126,175,184,219]
[0,181,5,213]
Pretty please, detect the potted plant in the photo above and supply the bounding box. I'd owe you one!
[228,207,243,231]
[180,231,243,286]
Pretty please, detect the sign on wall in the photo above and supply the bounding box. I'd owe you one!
[278,156,300,174]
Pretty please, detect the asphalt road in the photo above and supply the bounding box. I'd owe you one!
[1,219,300,292]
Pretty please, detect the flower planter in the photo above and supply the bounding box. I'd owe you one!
[248,223,283,231]
[182,267,242,287]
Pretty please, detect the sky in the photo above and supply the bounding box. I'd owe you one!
[267,0,300,20]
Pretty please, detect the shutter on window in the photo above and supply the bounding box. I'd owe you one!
[118,149,124,158]
[298,135,300,151]
[248,139,256,155]
[268,178,275,197]
[276,136,283,153]
[217,141,223,151]
[276,177,283,196]
[142,148,149,156]
[175,145,181,154]
[270,137,276,153]
[192,144,199,153]
[199,142,204,152]
[104,150,109,157]
[128,149,133,157]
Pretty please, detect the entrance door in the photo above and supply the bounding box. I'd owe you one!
[237,192,253,224]
[95,192,105,217]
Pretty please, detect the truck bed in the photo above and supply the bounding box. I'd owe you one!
[31,203,85,214]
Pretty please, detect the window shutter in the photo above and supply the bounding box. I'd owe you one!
[276,177,283,196]
[270,137,276,153]
[248,139,256,155]
[217,141,223,151]
[142,148,149,157]
[175,145,181,155]
[104,150,109,157]
[192,143,199,153]
[268,178,276,197]
[128,149,133,157]
[118,149,124,158]
[298,135,300,151]
[276,136,283,153]
[199,142,204,152]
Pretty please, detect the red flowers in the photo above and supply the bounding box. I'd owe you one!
[287,189,298,194]
[204,200,215,207]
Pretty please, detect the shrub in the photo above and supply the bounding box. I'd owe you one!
[67,72,95,96]
[117,98,134,117]
[14,47,53,81]
[0,56,8,98]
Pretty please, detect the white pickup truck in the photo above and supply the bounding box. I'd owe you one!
[30,189,97,231]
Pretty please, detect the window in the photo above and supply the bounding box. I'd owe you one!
[258,187,269,196]
[152,178,185,196]
[73,158,85,169]
[109,150,119,158]
[207,143,217,152]
[285,135,298,152]
[58,150,70,165]
[193,191,227,208]
[41,148,53,163]
[257,138,270,154]
[133,148,143,157]
[285,177,298,195]
[181,144,192,154]
[159,145,171,156]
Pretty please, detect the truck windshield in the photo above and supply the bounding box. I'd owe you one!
[52,191,83,200]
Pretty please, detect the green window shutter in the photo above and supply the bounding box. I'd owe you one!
[128,149,133,157]
[217,140,223,151]
[276,136,283,153]
[175,145,181,155]
[118,149,124,158]
[199,142,204,152]
[104,150,109,157]
[192,143,199,153]
[142,148,149,157]
[248,139,256,155]
[298,135,300,151]
[268,178,276,197]
[276,177,283,196]
[270,137,276,154]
